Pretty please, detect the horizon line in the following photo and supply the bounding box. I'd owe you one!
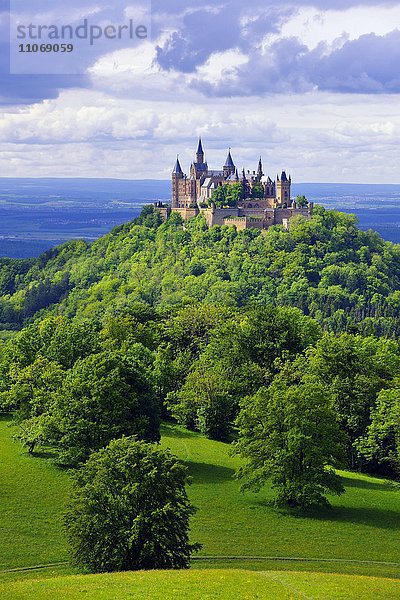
[0,177,400,186]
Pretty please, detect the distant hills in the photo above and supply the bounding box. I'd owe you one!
[0,179,399,257]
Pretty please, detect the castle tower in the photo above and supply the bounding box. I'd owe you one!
[172,156,184,208]
[223,148,236,178]
[196,138,205,164]
[276,171,291,206]
[257,157,263,179]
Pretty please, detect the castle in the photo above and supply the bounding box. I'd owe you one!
[157,139,313,231]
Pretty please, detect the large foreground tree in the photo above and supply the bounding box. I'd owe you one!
[65,437,200,573]
[235,374,345,508]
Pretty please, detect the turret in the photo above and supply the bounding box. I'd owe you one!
[172,156,184,208]
[223,148,236,178]
[196,138,204,164]
[276,170,291,206]
[172,156,184,177]
[257,157,263,178]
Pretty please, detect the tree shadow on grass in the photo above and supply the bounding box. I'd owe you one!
[271,504,400,531]
[341,475,396,493]
[181,460,236,485]
[30,449,59,460]
[0,413,12,423]
[161,423,201,440]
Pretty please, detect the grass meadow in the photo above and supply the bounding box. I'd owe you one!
[1,417,399,597]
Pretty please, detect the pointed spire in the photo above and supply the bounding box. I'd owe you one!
[196,137,205,164]
[173,155,183,176]
[257,156,263,176]
[234,168,239,181]
[224,148,235,168]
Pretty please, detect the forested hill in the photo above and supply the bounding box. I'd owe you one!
[2,204,400,482]
[0,205,400,336]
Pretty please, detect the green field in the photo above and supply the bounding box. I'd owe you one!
[1,417,400,598]
[160,425,400,577]
[1,569,400,600]
[0,416,71,571]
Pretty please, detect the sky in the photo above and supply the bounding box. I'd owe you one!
[1,0,400,183]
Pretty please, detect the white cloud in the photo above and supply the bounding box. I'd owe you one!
[194,49,249,85]
[1,87,400,182]
[278,5,400,49]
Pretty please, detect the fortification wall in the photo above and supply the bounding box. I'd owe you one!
[200,207,241,227]
[273,206,312,224]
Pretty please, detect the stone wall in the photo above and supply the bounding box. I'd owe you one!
[200,207,241,227]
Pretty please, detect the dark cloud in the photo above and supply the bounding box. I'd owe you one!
[156,5,295,72]
[314,31,400,93]
[2,0,400,105]
[156,6,243,72]
[0,0,145,105]
[192,30,400,96]
[0,32,90,105]
[0,74,90,105]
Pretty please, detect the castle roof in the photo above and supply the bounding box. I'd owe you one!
[208,170,224,177]
[281,171,288,182]
[261,175,273,184]
[173,156,183,175]
[224,149,235,168]
[193,162,208,171]
[197,138,204,155]
[201,178,216,189]
[227,168,239,181]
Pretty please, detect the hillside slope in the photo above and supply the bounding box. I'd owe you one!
[1,418,399,581]
[0,207,399,335]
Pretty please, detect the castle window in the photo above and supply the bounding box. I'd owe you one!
[255,204,259,209]
[248,204,252,208]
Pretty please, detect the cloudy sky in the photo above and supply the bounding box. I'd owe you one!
[1,0,400,182]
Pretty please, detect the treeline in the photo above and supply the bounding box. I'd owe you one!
[0,302,399,482]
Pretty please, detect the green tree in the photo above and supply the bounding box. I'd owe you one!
[49,347,159,467]
[296,195,309,207]
[357,387,400,475]
[172,363,236,440]
[171,307,321,441]
[134,205,163,228]
[235,374,345,508]
[306,333,400,468]
[210,185,227,207]
[4,357,65,419]
[65,437,200,572]
[226,183,244,207]
[251,183,264,199]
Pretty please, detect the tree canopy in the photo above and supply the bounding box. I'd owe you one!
[65,437,200,572]
[235,373,345,507]
[1,205,400,507]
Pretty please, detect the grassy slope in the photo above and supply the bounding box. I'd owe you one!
[0,416,71,571]
[1,417,400,595]
[1,569,400,600]
[160,425,400,577]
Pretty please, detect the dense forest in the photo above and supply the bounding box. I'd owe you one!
[0,205,400,501]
